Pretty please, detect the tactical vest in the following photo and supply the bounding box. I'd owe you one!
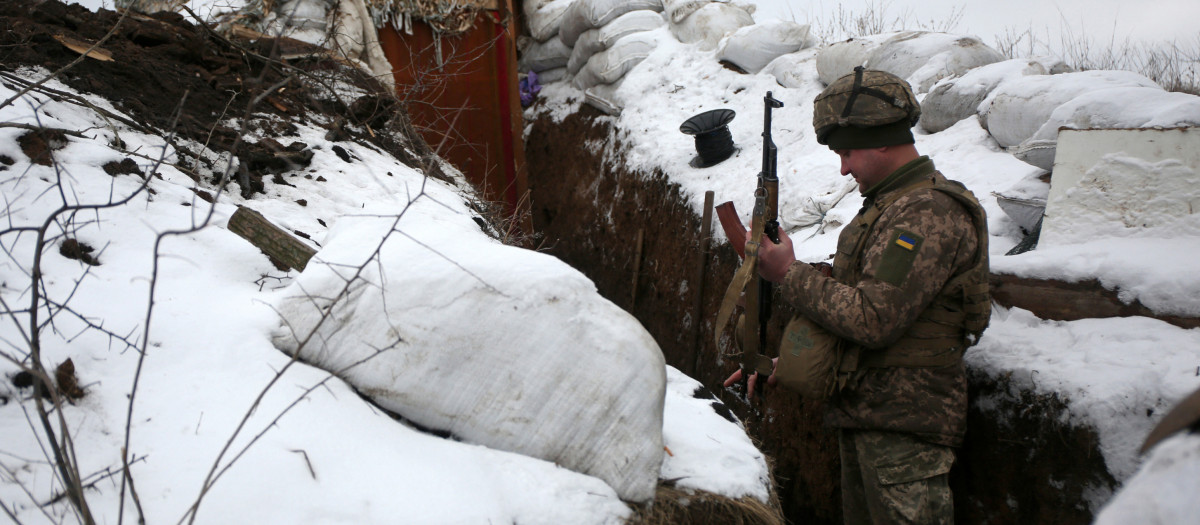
[834,175,991,375]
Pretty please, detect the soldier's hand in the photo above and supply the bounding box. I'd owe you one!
[758,229,796,282]
[722,358,778,401]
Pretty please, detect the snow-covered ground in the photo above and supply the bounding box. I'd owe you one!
[3,0,1199,523]
[524,3,1200,521]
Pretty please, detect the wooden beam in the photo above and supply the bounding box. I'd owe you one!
[989,273,1200,329]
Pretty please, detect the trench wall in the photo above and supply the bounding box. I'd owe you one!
[524,108,1116,524]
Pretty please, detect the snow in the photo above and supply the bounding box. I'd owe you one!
[525,1,1200,519]
[5,0,1200,522]
[0,62,764,523]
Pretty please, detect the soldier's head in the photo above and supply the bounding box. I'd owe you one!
[813,67,921,192]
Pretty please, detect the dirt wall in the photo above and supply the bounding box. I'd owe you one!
[524,108,1117,524]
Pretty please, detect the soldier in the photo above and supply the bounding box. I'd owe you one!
[726,67,991,524]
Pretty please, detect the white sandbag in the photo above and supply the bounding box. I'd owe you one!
[271,203,667,503]
[558,0,664,48]
[1012,87,1200,170]
[669,1,754,51]
[573,31,661,90]
[761,47,821,89]
[568,10,665,75]
[525,0,580,42]
[518,35,572,73]
[979,70,1161,148]
[584,79,626,115]
[537,66,570,84]
[716,19,814,74]
[815,32,897,86]
[866,32,1004,93]
[918,56,1071,134]
[662,0,723,23]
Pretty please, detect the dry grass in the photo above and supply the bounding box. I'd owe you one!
[625,483,785,525]
[994,25,1200,95]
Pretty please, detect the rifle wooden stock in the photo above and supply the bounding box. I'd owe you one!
[715,201,746,259]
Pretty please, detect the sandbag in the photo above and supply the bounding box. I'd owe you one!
[584,79,626,115]
[558,0,664,48]
[271,203,667,503]
[815,32,901,86]
[567,10,664,75]
[668,1,754,51]
[662,0,723,24]
[716,19,814,74]
[573,31,660,90]
[980,70,1161,148]
[518,35,572,73]
[537,66,570,84]
[918,56,1071,134]
[760,48,821,89]
[1013,87,1200,170]
[817,31,1004,94]
[525,0,579,42]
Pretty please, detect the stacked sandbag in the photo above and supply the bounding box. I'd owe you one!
[715,19,816,73]
[519,0,581,80]
[816,31,1004,94]
[574,31,663,90]
[517,34,573,75]
[567,10,665,75]
[667,0,754,51]
[1013,87,1200,170]
[919,56,1072,134]
[979,70,1162,149]
[761,47,822,89]
[525,0,578,43]
[271,205,667,503]
[559,0,664,48]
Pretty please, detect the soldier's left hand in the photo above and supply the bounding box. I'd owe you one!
[757,229,796,282]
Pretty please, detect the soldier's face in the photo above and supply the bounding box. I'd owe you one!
[835,147,889,193]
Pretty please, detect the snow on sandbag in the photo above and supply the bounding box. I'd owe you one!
[669,1,754,51]
[518,35,572,73]
[558,0,664,48]
[815,32,902,85]
[716,19,815,74]
[568,10,664,75]
[270,201,667,503]
[525,0,579,42]
[979,70,1161,148]
[919,56,1072,134]
[816,31,1004,93]
[761,47,821,89]
[868,32,1004,93]
[1012,87,1200,170]
[573,31,662,90]
[584,78,626,115]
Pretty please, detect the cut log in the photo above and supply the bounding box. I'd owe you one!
[989,273,1200,329]
[228,206,316,271]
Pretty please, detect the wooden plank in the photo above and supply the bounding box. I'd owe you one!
[989,273,1200,329]
[228,206,317,271]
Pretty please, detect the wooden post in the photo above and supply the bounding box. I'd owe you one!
[227,206,316,271]
[688,191,715,377]
[630,228,645,308]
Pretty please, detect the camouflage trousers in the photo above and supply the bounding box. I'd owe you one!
[839,429,956,525]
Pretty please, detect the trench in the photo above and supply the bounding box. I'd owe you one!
[524,108,1117,524]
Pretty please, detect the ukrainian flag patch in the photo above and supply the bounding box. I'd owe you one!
[896,233,917,251]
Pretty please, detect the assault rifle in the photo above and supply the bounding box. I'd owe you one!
[715,92,784,398]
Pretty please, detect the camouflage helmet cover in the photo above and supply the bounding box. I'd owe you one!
[813,66,921,145]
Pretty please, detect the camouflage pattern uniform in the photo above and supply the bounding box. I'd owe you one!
[780,155,983,524]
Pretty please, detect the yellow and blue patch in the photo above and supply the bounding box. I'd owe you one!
[895,233,917,251]
[876,229,923,287]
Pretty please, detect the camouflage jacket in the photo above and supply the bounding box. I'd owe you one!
[780,156,982,447]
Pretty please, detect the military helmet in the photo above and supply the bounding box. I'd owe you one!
[813,66,921,147]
